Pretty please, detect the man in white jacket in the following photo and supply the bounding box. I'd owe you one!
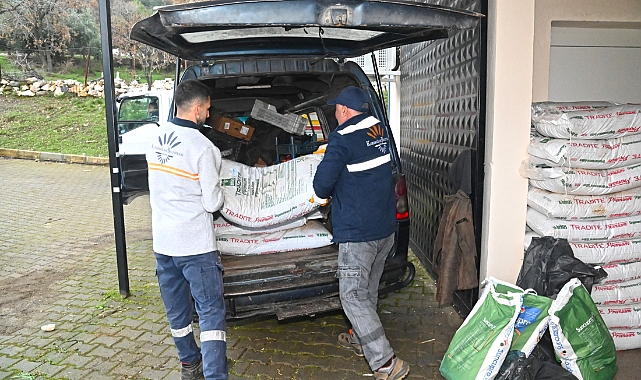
[146,79,226,380]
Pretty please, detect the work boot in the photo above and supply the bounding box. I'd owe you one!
[181,358,204,380]
[337,329,364,356]
[374,356,410,380]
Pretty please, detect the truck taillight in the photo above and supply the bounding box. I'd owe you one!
[394,174,409,220]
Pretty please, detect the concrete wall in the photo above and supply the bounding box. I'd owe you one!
[480,0,534,282]
[532,0,641,102]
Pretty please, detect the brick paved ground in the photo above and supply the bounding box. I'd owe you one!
[2,158,637,379]
[0,158,463,380]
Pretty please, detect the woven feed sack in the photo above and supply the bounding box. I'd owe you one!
[492,279,553,356]
[598,304,641,329]
[531,102,617,120]
[526,207,641,242]
[532,104,641,140]
[610,329,641,350]
[440,278,522,380]
[549,279,617,380]
[591,279,641,306]
[527,187,641,221]
[524,162,641,195]
[219,155,327,227]
[528,134,641,169]
[216,220,332,256]
[213,215,307,236]
[601,262,641,284]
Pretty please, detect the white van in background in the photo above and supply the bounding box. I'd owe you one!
[116,89,173,155]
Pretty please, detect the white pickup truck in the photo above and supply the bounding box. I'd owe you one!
[116,89,173,155]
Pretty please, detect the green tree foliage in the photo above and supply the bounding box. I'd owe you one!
[67,8,102,62]
[0,0,178,80]
[0,0,81,72]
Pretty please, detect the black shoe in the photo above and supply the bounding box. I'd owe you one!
[181,359,204,380]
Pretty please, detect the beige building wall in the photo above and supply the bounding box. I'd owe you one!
[533,0,641,101]
[481,0,535,283]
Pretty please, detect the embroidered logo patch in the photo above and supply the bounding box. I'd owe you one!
[366,124,389,153]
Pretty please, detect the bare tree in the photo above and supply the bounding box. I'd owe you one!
[110,0,173,88]
[0,0,81,72]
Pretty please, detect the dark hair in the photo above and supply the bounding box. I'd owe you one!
[174,79,210,110]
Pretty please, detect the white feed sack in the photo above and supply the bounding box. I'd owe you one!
[524,232,641,265]
[527,187,641,220]
[526,207,641,243]
[591,279,641,306]
[214,215,307,236]
[216,220,333,256]
[531,101,618,120]
[531,104,641,140]
[219,155,327,227]
[524,162,641,195]
[601,262,641,284]
[599,303,641,329]
[610,329,641,350]
[528,134,641,169]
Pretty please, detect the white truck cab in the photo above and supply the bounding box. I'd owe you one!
[116,89,173,155]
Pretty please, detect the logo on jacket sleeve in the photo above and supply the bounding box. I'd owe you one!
[366,124,389,153]
[152,131,183,164]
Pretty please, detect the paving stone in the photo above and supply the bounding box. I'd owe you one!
[321,344,355,359]
[58,366,92,380]
[227,347,247,361]
[229,360,252,376]
[33,362,67,377]
[292,366,318,379]
[292,341,326,356]
[88,345,121,359]
[0,345,26,356]
[9,358,41,373]
[85,357,120,373]
[244,362,284,378]
[139,367,172,379]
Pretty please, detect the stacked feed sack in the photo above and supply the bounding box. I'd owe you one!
[524,101,641,350]
[215,155,333,256]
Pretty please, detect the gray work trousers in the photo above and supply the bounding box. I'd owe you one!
[337,233,395,370]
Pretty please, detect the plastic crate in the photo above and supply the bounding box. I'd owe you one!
[251,99,307,135]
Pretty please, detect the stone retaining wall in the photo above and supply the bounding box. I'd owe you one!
[0,74,174,98]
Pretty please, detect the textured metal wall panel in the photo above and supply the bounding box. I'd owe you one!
[399,0,482,281]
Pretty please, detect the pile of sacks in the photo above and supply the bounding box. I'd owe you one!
[0,74,174,98]
[214,154,333,256]
[440,275,617,380]
[522,101,641,350]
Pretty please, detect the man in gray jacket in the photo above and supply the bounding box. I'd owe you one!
[146,79,226,380]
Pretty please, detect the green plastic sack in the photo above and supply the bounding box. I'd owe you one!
[493,279,553,356]
[548,278,618,380]
[440,278,522,380]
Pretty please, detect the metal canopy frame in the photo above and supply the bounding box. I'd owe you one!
[99,0,130,297]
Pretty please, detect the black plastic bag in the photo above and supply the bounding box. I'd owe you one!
[496,350,578,380]
[517,236,607,297]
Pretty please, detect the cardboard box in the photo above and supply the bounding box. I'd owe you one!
[208,114,254,141]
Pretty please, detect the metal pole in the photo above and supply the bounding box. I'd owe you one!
[99,0,130,297]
